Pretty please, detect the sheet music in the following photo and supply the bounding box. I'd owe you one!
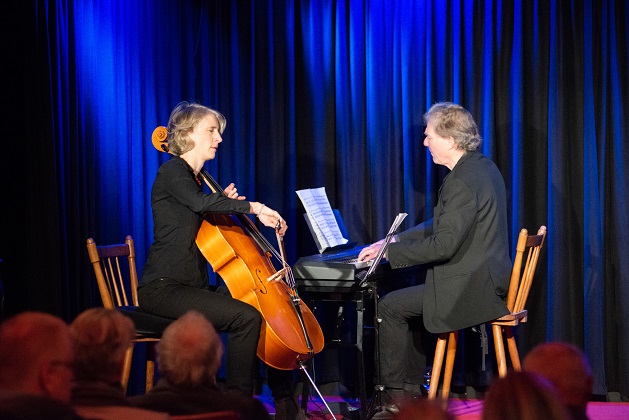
[296,187,348,249]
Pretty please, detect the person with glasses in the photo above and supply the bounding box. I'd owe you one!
[0,311,83,419]
[69,307,169,420]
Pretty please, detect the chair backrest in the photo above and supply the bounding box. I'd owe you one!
[505,226,547,314]
[86,235,139,308]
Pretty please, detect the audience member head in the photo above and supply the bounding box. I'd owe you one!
[523,341,593,419]
[0,311,74,402]
[394,398,454,420]
[69,307,135,383]
[157,310,223,388]
[482,371,570,420]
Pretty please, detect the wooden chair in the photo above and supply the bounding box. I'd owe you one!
[427,226,547,400]
[86,235,173,394]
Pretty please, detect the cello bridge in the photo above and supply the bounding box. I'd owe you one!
[266,267,289,283]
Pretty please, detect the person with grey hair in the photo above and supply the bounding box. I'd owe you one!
[523,342,593,420]
[0,311,84,419]
[69,308,169,420]
[131,310,271,419]
[359,102,511,414]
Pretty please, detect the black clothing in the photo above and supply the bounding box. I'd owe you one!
[387,151,511,333]
[130,378,271,419]
[0,393,85,420]
[138,279,262,393]
[138,155,256,394]
[387,152,512,333]
[379,284,427,389]
[70,380,169,419]
[140,155,250,288]
[380,151,511,388]
[70,380,133,407]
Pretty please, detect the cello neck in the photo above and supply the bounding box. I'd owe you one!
[198,168,225,195]
[276,231,288,269]
[198,169,276,256]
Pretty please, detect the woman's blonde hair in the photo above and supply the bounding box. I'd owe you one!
[167,101,226,156]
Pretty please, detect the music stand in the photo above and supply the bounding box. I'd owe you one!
[356,213,407,420]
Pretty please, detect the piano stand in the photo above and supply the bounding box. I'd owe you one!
[361,280,388,420]
[297,285,375,419]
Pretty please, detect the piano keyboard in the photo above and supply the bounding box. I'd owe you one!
[326,256,373,270]
[293,245,381,289]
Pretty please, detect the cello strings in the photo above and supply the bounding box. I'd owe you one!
[199,169,298,292]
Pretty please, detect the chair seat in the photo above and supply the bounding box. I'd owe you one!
[116,306,174,337]
[492,310,528,326]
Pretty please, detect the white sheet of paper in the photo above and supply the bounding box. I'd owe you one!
[296,187,348,249]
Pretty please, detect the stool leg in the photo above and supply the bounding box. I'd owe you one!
[441,331,458,400]
[121,344,134,395]
[504,326,521,371]
[428,333,448,400]
[146,341,157,392]
[492,324,507,377]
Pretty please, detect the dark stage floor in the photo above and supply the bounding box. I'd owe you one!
[256,384,629,420]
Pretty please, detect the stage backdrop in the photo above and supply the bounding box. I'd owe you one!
[1,0,627,398]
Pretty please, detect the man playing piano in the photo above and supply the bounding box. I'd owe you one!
[358,102,511,412]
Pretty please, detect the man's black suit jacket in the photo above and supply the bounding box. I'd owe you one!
[387,151,512,333]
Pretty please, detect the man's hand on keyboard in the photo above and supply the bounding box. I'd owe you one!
[357,239,385,262]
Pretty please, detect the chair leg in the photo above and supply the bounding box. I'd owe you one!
[121,343,134,394]
[428,333,448,400]
[504,326,521,371]
[145,341,157,392]
[441,331,458,399]
[492,324,507,377]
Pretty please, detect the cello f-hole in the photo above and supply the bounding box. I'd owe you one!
[255,270,268,294]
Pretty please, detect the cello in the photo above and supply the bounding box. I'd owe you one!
[151,126,324,370]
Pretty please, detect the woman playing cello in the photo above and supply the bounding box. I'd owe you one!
[138,101,299,418]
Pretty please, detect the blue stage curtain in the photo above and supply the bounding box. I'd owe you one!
[3,0,628,397]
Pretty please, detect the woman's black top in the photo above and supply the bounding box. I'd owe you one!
[139,155,250,289]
